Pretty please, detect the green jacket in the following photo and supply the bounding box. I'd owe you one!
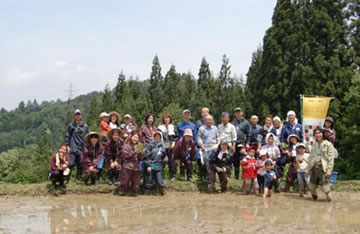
[307,140,334,174]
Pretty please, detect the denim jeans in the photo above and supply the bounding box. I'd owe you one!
[297,171,309,185]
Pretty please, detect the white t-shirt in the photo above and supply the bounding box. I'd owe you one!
[297,153,310,172]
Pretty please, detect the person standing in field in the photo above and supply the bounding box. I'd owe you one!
[81,132,103,185]
[139,113,157,146]
[232,107,251,180]
[104,128,124,185]
[196,107,210,129]
[158,112,178,181]
[280,111,303,146]
[307,127,335,202]
[121,114,137,139]
[248,115,264,156]
[197,115,219,181]
[65,109,89,184]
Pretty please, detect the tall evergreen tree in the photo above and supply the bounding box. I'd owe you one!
[149,55,165,115]
[115,71,126,107]
[163,65,180,107]
[101,84,114,112]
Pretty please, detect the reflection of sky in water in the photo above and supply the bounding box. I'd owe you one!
[0,195,358,233]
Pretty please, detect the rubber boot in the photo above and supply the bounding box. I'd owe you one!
[221,184,227,193]
[75,168,83,184]
[180,165,185,180]
[284,183,290,192]
[107,171,113,185]
[91,174,97,185]
[299,184,304,198]
[83,175,90,186]
[208,184,215,193]
[114,172,120,186]
[235,168,240,180]
[186,168,194,183]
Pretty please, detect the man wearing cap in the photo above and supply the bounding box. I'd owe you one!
[248,115,264,155]
[177,110,198,144]
[280,110,303,146]
[65,109,89,183]
[196,107,210,130]
[197,115,219,181]
[232,107,251,179]
[173,128,197,182]
[218,112,237,153]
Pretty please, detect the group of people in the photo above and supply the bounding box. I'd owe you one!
[48,107,336,201]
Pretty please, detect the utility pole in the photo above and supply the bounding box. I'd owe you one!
[66,83,76,100]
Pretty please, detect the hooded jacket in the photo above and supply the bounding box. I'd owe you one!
[121,142,143,171]
[261,133,280,160]
[144,132,167,170]
[65,121,89,154]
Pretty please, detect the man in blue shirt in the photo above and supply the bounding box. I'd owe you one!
[280,110,303,147]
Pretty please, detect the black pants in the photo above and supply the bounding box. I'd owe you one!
[49,171,68,185]
[197,159,207,180]
[257,175,265,192]
[163,148,175,179]
[69,151,82,180]
[233,144,245,179]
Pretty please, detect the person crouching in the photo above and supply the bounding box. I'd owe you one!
[81,132,104,185]
[207,140,233,193]
[143,131,168,195]
[49,144,70,190]
[104,128,124,185]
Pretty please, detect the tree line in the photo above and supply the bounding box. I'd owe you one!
[0,0,359,183]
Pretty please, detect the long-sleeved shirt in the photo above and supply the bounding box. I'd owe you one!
[280,122,303,143]
[208,150,233,170]
[158,124,178,148]
[198,125,219,150]
[104,139,124,169]
[121,143,143,171]
[81,143,104,171]
[232,118,251,144]
[100,120,111,136]
[217,123,237,144]
[139,124,157,146]
[65,121,89,154]
[50,154,69,171]
[307,140,334,174]
[177,121,198,145]
[248,124,264,145]
[173,138,196,161]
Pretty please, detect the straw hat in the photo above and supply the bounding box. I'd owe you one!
[85,132,102,142]
[183,128,193,137]
[109,111,121,121]
[107,128,122,140]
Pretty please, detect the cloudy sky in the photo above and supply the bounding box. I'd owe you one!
[0,0,276,110]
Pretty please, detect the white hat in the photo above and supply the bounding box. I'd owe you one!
[287,110,296,116]
[74,109,82,115]
[124,114,132,119]
[99,112,109,118]
[259,149,267,157]
[183,128,193,137]
[273,116,281,123]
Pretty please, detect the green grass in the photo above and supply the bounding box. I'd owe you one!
[0,178,359,197]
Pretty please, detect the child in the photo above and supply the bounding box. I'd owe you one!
[283,134,300,192]
[242,148,259,195]
[256,150,268,193]
[119,132,143,196]
[207,140,233,193]
[99,112,111,138]
[82,132,104,185]
[108,111,121,129]
[104,128,124,185]
[323,116,336,144]
[296,143,310,197]
[261,133,280,162]
[49,144,70,189]
[143,131,168,195]
[263,160,277,198]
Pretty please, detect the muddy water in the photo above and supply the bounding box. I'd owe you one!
[0,192,359,234]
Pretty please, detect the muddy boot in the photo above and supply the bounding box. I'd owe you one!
[180,166,185,180]
[91,174,97,185]
[159,187,165,196]
[299,184,304,198]
[114,173,120,186]
[311,191,318,201]
[83,175,90,186]
[186,169,194,183]
[221,184,227,193]
[75,168,83,184]
[208,184,215,193]
[235,168,240,180]
[107,171,113,185]
[50,181,57,190]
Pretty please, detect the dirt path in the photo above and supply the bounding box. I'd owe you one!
[0,192,359,233]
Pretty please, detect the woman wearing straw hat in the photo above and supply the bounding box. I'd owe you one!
[81,132,104,185]
[108,111,121,129]
[49,144,70,190]
[104,128,124,185]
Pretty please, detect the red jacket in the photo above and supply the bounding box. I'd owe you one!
[242,155,257,179]
[100,120,111,135]
[50,153,69,171]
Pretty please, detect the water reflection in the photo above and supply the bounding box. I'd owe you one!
[0,193,359,233]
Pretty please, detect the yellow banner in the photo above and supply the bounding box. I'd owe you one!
[302,96,331,119]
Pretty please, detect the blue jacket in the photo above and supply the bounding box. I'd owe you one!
[280,122,303,143]
[144,140,167,171]
[177,121,198,145]
[65,121,89,154]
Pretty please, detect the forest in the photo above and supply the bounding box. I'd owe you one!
[0,0,359,183]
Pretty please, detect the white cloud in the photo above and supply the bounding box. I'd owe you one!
[55,60,68,68]
[3,68,40,86]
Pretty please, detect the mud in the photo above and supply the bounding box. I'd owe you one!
[0,192,359,233]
